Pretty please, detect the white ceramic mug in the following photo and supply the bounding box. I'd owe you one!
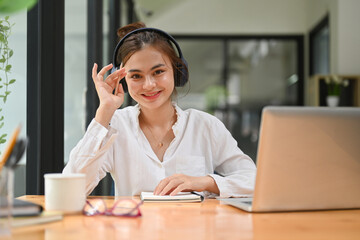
[44,173,86,213]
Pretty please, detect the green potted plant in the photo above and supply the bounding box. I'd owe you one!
[324,75,349,107]
[205,85,228,114]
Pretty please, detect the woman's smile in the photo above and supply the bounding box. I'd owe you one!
[142,91,162,100]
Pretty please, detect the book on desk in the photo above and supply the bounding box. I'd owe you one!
[0,198,43,217]
[1,198,63,227]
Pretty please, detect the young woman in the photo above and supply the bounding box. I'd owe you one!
[63,22,256,197]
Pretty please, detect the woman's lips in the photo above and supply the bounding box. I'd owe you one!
[142,91,161,100]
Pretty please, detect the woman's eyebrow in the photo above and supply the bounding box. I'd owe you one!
[151,64,165,70]
[128,69,141,73]
[128,64,166,73]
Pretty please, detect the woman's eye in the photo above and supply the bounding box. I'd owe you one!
[131,74,142,79]
[154,69,164,75]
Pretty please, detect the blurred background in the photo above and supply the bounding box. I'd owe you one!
[1,0,359,196]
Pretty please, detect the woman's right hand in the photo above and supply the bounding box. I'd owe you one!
[93,63,127,127]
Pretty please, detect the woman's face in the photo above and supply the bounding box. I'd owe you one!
[124,45,174,110]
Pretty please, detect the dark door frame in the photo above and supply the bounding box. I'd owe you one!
[26,0,65,194]
[172,34,304,106]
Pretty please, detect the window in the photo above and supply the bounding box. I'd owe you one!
[309,15,329,75]
[0,11,28,197]
[176,36,303,161]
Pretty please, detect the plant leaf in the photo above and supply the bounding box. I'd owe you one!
[9,79,15,84]
[0,0,37,13]
[5,64,11,71]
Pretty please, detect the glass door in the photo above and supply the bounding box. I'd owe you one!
[176,36,303,161]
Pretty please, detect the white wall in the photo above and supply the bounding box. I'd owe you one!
[304,0,360,75]
[142,0,307,34]
[140,0,360,75]
[337,0,360,75]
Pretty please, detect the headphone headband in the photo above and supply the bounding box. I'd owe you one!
[112,27,185,68]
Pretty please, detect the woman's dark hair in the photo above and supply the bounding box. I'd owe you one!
[116,22,188,86]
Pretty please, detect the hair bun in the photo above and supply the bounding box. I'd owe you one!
[116,22,146,40]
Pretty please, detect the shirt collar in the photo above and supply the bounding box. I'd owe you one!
[130,104,141,139]
[172,102,187,137]
[131,102,187,138]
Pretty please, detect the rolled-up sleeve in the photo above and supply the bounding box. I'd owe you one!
[63,119,117,195]
[208,120,256,198]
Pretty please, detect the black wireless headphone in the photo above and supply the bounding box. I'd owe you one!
[111,27,189,93]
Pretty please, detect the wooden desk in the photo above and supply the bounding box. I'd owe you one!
[4,195,360,240]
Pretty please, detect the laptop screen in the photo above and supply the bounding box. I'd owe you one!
[252,107,360,212]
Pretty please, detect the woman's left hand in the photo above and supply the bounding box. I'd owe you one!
[153,174,219,196]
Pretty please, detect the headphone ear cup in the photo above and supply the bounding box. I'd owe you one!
[112,65,129,93]
[174,59,188,87]
[120,77,128,93]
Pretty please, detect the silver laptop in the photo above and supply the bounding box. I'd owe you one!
[221,106,360,212]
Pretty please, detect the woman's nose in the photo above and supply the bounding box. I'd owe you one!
[143,75,156,89]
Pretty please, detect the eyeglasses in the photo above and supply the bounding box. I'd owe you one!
[83,199,143,217]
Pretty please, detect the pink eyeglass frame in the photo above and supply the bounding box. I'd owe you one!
[83,199,143,217]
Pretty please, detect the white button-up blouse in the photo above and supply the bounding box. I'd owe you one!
[63,103,256,198]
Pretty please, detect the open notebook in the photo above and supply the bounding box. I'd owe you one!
[221,106,360,212]
[141,192,203,202]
